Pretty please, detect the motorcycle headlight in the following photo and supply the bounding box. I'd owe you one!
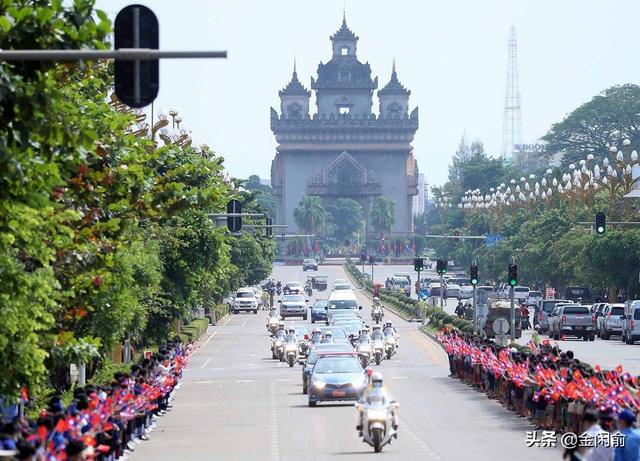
[286,344,297,351]
[367,409,387,420]
[385,339,394,345]
[275,340,282,346]
[351,376,365,388]
[312,379,326,389]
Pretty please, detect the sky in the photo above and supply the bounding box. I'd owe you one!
[96,0,640,188]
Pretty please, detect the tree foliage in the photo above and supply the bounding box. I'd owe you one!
[370,196,395,235]
[293,195,327,234]
[326,198,365,244]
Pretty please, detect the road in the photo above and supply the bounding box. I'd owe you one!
[366,263,640,374]
[133,263,554,461]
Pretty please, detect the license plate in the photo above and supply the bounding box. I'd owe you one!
[575,326,583,330]
[332,390,346,397]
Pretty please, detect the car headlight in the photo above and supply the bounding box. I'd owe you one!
[367,409,388,420]
[312,379,326,389]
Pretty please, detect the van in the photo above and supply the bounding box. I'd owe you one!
[563,286,592,303]
[393,272,412,285]
[327,291,362,322]
[622,300,640,344]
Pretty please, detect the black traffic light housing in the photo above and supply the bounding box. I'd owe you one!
[470,265,478,286]
[369,255,375,264]
[595,212,606,235]
[265,217,273,238]
[360,253,366,263]
[436,259,448,275]
[226,199,242,233]
[508,264,518,287]
[414,258,424,272]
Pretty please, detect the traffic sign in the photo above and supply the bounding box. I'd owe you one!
[545,288,556,299]
[115,5,159,107]
[493,318,510,335]
[226,199,242,233]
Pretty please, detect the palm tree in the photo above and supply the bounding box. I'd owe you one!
[371,196,395,235]
[293,195,326,234]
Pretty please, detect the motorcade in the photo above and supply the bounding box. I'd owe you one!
[563,286,593,303]
[326,291,361,322]
[232,288,259,314]
[279,294,309,320]
[548,304,595,341]
[622,300,640,345]
[445,283,461,299]
[535,299,573,333]
[271,329,286,360]
[319,326,349,343]
[355,398,399,453]
[390,277,411,296]
[526,291,543,307]
[307,353,367,407]
[284,336,299,367]
[283,281,304,295]
[597,303,625,340]
[302,258,318,271]
[310,299,329,323]
[300,343,354,394]
[459,285,474,300]
[308,275,328,291]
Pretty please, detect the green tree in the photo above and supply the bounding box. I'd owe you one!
[294,195,327,234]
[370,196,395,235]
[326,198,365,243]
[542,84,640,166]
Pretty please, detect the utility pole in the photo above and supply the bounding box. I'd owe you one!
[369,255,375,284]
[470,262,478,334]
[508,262,518,343]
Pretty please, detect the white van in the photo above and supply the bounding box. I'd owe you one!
[622,300,640,344]
[327,291,362,321]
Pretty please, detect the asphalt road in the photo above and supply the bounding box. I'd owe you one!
[366,263,640,374]
[132,263,555,461]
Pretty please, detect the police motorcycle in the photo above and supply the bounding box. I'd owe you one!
[383,322,399,360]
[304,279,313,297]
[283,328,299,367]
[371,297,384,324]
[271,324,287,360]
[355,328,373,368]
[355,372,399,453]
[370,325,386,366]
[266,308,281,334]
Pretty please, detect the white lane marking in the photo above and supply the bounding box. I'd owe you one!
[241,319,247,327]
[220,315,234,326]
[275,378,290,382]
[270,381,280,461]
[199,331,217,350]
[391,376,408,380]
[200,356,214,369]
[235,379,254,383]
[219,331,232,335]
[191,380,216,384]
[397,416,442,459]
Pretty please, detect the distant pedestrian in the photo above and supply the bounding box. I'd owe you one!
[455,302,465,319]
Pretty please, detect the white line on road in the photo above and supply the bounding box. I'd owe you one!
[220,315,234,326]
[191,380,216,384]
[241,319,247,327]
[270,381,280,461]
[397,416,442,459]
[235,379,254,383]
[390,376,408,380]
[200,356,214,369]
[275,378,290,382]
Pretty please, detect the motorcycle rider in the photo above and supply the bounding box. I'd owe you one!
[321,332,334,343]
[305,279,313,296]
[356,372,398,435]
[383,322,398,348]
[309,328,323,345]
[371,325,384,341]
[371,297,384,322]
[285,328,298,343]
[357,327,372,345]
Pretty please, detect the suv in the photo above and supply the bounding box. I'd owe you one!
[597,303,625,340]
[526,291,543,307]
[535,299,572,333]
[513,286,530,303]
[391,276,411,296]
[548,304,595,341]
[279,294,308,320]
[622,300,640,345]
[303,258,318,272]
[232,289,258,314]
[283,281,303,295]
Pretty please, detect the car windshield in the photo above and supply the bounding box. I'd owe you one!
[321,327,347,339]
[236,291,254,298]
[313,300,328,308]
[313,357,361,374]
[514,287,529,292]
[333,284,351,290]
[304,259,315,263]
[635,310,640,321]
[529,291,542,297]
[287,282,302,288]
[543,301,567,313]
[610,306,624,316]
[283,295,304,302]
[329,300,358,310]
[563,306,590,314]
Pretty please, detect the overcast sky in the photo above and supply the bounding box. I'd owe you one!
[97,0,640,188]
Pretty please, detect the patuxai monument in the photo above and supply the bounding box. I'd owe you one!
[270,15,420,235]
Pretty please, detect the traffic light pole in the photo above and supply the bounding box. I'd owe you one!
[510,286,516,343]
[440,273,444,309]
[473,285,478,335]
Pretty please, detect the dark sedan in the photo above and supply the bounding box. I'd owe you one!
[311,299,329,323]
[301,343,354,394]
[308,353,367,407]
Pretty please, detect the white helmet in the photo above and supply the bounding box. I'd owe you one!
[371,372,383,387]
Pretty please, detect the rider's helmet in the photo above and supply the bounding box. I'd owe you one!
[371,372,383,388]
[312,328,322,335]
[385,322,393,328]
[278,322,286,329]
[373,296,380,304]
[324,332,332,338]
[288,328,296,334]
[372,324,381,331]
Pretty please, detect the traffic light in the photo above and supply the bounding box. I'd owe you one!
[595,212,606,235]
[265,217,273,238]
[436,259,448,275]
[369,255,375,264]
[414,258,424,272]
[470,265,478,286]
[360,253,367,263]
[114,5,159,108]
[226,199,242,233]
[508,264,518,287]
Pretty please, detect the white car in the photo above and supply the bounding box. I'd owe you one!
[526,291,543,307]
[429,282,442,296]
[445,283,461,299]
[514,286,530,303]
[459,285,474,299]
[332,283,352,292]
[232,289,258,314]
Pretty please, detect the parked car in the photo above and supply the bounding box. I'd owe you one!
[445,283,461,299]
[302,258,318,271]
[597,303,625,340]
[535,299,573,333]
[548,304,595,341]
[459,285,474,300]
[526,291,543,307]
[591,303,607,335]
[622,300,640,345]
[232,288,259,314]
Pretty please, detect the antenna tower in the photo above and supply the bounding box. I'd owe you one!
[501,25,522,161]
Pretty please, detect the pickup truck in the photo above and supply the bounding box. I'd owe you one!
[548,304,595,341]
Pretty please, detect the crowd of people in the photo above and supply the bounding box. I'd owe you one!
[0,339,194,461]
[440,330,640,460]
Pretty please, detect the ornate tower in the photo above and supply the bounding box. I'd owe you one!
[501,25,523,160]
[271,16,419,237]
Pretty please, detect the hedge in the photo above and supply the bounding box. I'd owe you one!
[179,318,209,343]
